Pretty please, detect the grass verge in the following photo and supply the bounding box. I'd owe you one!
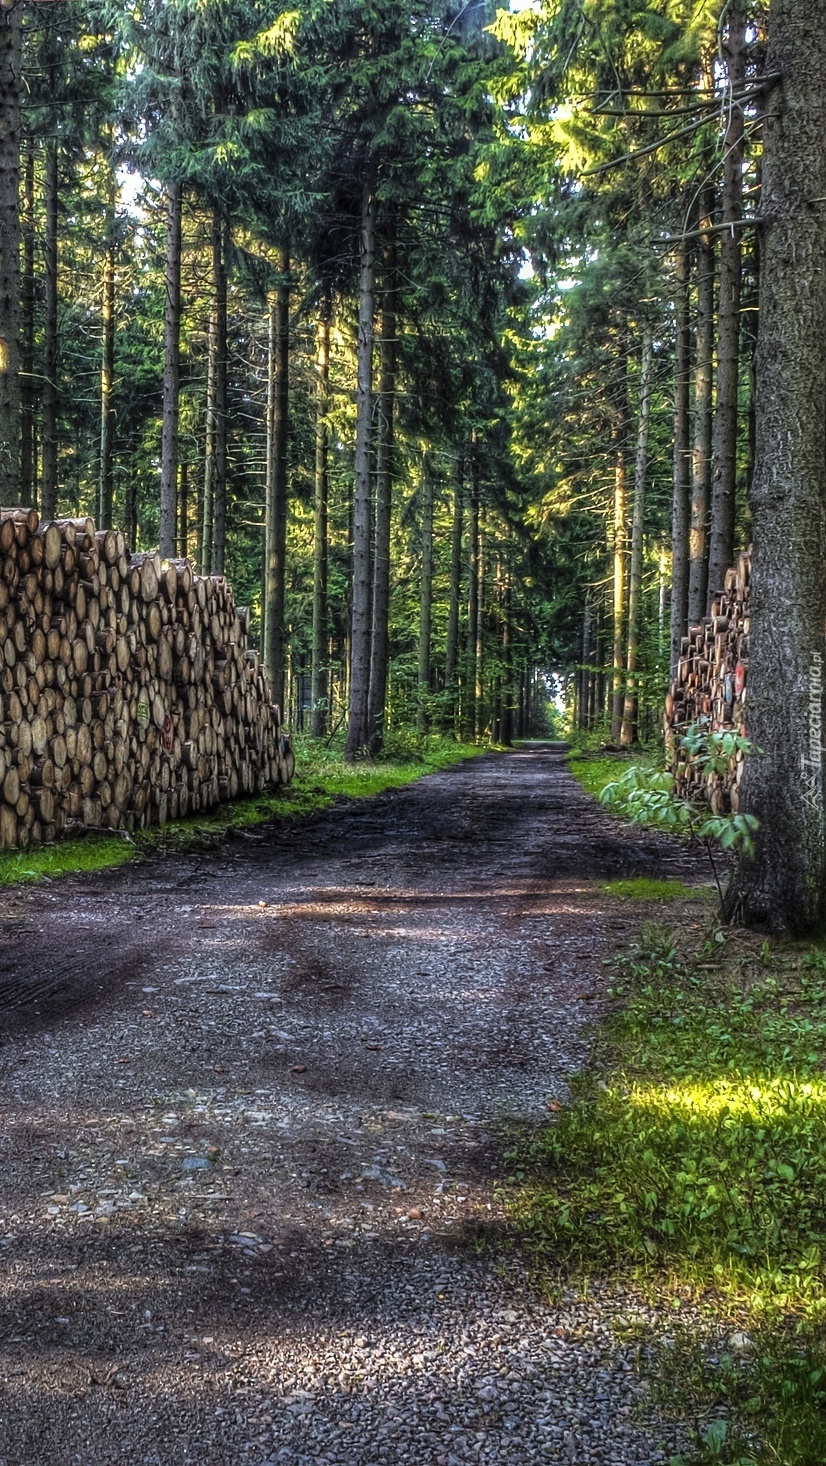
[603,877,700,904]
[503,923,826,1463]
[567,745,657,803]
[0,734,484,887]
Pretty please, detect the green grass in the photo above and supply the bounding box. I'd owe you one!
[0,733,485,886]
[0,833,136,885]
[567,747,658,803]
[503,924,826,1464]
[567,752,626,800]
[603,877,700,903]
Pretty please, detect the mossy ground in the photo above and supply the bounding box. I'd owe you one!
[0,734,484,887]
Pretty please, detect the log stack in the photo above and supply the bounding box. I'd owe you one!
[0,507,293,850]
[664,547,750,814]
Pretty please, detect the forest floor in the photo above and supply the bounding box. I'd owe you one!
[0,743,711,1466]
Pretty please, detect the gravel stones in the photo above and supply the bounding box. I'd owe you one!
[0,746,704,1464]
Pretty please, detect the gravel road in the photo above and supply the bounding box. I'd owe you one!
[0,744,704,1465]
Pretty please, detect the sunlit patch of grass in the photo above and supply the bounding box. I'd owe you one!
[567,753,626,800]
[568,748,659,806]
[502,934,826,1463]
[0,835,136,885]
[604,877,699,903]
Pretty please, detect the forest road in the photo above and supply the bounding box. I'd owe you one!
[0,743,703,1466]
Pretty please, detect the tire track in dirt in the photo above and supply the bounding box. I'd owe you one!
[0,744,706,1465]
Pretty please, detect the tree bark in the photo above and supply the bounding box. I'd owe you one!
[580,595,593,732]
[670,240,692,677]
[621,327,653,746]
[589,597,601,727]
[210,215,229,575]
[263,245,289,709]
[417,457,434,736]
[727,0,826,933]
[687,181,715,623]
[463,457,480,741]
[0,1,21,503]
[474,508,485,741]
[311,287,331,738]
[344,171,377,761]
[178,458,188,558]
[501,567,513,745]
[99,164,116,531]
[40,141,59,521]
[20,138,34,506]
[367,230,397,753]
[610,347,628,741]
[159,181,182,558]
[201,287,217,575]
[443,466,463,732]
[707,0,747,608]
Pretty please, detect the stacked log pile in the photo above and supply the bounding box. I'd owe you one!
[664,547,750,813]
[0,507,293,850]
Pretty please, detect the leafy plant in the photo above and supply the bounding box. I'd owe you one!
[598,726,759,912]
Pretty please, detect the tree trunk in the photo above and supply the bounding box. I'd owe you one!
[474,508,485,741]
[159,181,182,558]
[621,327,653,746]
[728,0,826,933]
[670,239,691,677]
[40,141,59,520]
[311,287,331,738]
[589,598,601,727]
[687,181,715,623]
[201,284,217,574]
[744,150,762,499]
[99,165,116,531]
[126,473,137,551]
[367,230,397,753]
[0,2,20,503]
[20,138,34,506]
[178,458,188,558]
[658,536,668,655]
[263,246,289,710]
[707,0,747,608]
[610,349,628,740]
[417,457,434,737]
[443,466,463,732]
[344,171,377,761]
[579,596,593,731]
[501,568,513,745]
[210,215,229,575]
[463,459,480,741]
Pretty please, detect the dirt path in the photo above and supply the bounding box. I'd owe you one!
[0,745,703,1465]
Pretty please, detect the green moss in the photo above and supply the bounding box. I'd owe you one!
[603,877,700,903]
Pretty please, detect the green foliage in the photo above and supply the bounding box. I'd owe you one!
[503,932,826,1464]
[568,753,641,800]
[594,728,760,910]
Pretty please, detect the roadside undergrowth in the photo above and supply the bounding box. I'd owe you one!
[567,750,638,801]
[503,923,826,1464]
[0,734,483,886]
